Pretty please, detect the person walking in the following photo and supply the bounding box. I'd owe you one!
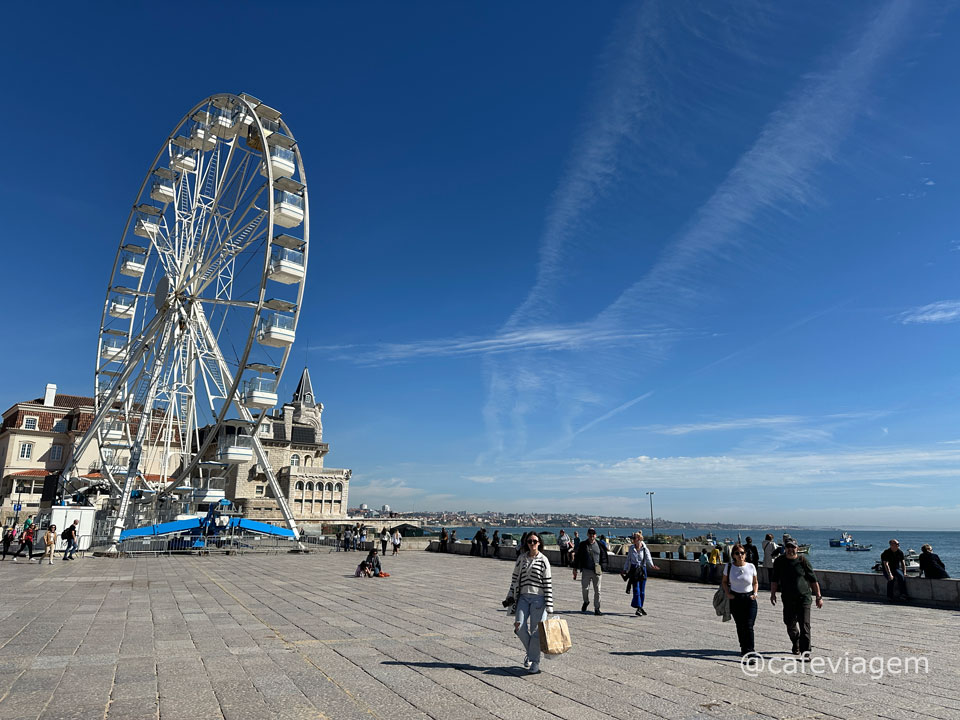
[572,528,608,616]
[880,539,908,602]
[699,548,710,583]
[41,525,58,566]
[557,530,572,567]
[625,532,660,616]
[344,528,353,551]
[918,544,950,579]
[13,523,36,563]
[723,543,759,661]
[380,528,389,556]
[61,520,80,561]
[391,529,402,556]
[572,531,581,554]
[708,545,723,583]
[743,537,760,569]
[1,525,16,561]
[770,538,823,658]
[491,530,501,558]
[762,533,778,569]
[505,531,553,675]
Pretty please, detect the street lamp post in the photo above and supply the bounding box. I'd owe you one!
[646,491,655,539]
[13,482,25,525]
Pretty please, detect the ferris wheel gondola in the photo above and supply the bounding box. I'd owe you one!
[60,93,309,548]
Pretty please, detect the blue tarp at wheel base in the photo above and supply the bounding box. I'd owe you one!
[119,517,294,541]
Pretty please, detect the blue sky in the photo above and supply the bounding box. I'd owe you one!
[3,2,960,528]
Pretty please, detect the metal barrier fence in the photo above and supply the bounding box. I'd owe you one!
[111,533,302,557]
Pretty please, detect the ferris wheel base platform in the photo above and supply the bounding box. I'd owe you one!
[119,517,295,541]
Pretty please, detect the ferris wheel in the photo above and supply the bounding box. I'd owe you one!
[61,92,308,545]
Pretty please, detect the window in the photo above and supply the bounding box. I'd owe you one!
[23,417,38,431]
[255,485,265,496]
[295,481,304,491]
[334,483,342,492]
[325,482,333,492]
[19,443,33,460]
[50,445,63,462]
[304,456,311,466]
[290,454,300,467]
[259,423,271,437]
[305,482,314,491]
[52,419,68,433]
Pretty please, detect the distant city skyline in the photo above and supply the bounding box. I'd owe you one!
[3,2,960,528]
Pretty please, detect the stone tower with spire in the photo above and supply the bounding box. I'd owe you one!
[220,366,351,523]
[291,366,322,439]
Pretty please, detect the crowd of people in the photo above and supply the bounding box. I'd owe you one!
[494,528,954,675]
[0,518,81,564]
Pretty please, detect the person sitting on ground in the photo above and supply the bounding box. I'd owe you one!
[918,544,950,579]
[366,548,384,577]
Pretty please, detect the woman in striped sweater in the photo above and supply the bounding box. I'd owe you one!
[505,532,554,674]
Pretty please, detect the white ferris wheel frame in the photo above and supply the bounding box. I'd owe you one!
[60,92,309,547]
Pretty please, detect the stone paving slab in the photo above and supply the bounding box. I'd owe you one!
[0,549,958,719]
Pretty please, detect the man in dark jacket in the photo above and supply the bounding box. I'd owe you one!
[744,537,760,569]
[770,539,823,657]
[880,539,908,601]
[572,528,608,616]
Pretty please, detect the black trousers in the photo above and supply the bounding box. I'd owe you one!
[730,593,757,655]
[887,569,907,599]
[781,598,812,653]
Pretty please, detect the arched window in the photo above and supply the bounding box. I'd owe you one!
[334,483,343,492]
[304,481,313,491]
[290,454,300,467]
[303,455,312,466]
[295,481,304,491]
[325,482,333,492]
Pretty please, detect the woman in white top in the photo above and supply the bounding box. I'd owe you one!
[504,532,553,675]
[722,542,759,659]
[391,530,402,555]
[624,532,660,616]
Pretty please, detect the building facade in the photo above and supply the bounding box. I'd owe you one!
[219,368,351,524]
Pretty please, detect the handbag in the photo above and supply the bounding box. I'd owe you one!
[538,616,572,655]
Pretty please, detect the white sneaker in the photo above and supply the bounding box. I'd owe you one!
[523,656,531,669]
[12,558,17,563]
[528,662,540,674]
[48,561,53,565]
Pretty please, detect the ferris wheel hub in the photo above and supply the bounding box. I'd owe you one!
[154,276,172,310]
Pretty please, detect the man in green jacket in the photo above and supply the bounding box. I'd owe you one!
[770,539,823,658]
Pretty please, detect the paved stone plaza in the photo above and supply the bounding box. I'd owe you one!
[0,549,958,720]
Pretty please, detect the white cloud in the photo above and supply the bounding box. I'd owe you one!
[317,325,672,365]
[465,475,496,484]
[645,415,804,435]
[898,300,960,325]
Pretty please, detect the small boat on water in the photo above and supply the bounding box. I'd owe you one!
[830,531,854,547]
[846,543,872,552]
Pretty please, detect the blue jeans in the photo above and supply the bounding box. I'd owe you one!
[63,539,78,559]
[515,594,547,665]
[631,569,647,608]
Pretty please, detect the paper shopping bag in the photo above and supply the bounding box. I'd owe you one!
[538,616,572,655]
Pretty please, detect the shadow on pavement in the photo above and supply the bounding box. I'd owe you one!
[611,648,743,663]
[381,661,522,676]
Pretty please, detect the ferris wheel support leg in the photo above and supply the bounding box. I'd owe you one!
[62,312,168,502]
[109,314,180,549]
[194,312,304,549]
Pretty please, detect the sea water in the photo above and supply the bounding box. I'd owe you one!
[441,526,959,576]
